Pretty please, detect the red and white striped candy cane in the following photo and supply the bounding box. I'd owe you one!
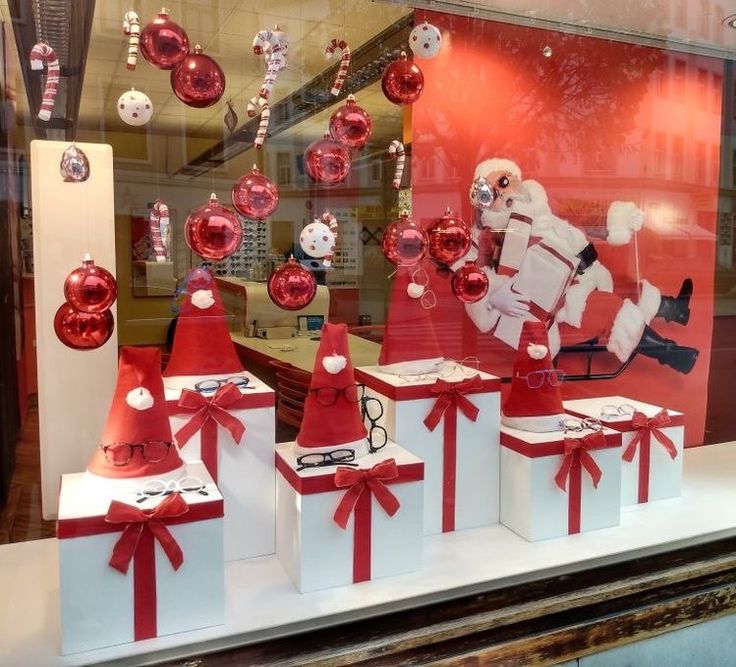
[252,29,288,100]
[389,140,405,189]
[123,10,140,70]
[319,211,339,267]
[325,39,351,96]
[247,96,270,148]
[149,200,169,262]
[30,43,59,121]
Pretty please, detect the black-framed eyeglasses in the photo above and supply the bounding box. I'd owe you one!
[194,376,250,393]
[361,396,388,453]
[309,383,365,406]
[296,448,357,471]
[99,441,174,467]
[515,368,565,389]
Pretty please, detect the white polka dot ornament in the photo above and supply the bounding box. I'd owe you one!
[299,211,338,267]
[117,87,153,126]
[409,20,442,59]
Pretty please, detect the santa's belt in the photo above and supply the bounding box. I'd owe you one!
[576,243,597,275]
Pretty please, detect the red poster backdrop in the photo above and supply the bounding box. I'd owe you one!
[411,12,720,446]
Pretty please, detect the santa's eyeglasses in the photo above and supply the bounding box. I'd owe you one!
[514,368,565,389]
[309,383,365,406]
[99,441,174,466]
[194,376,251,393]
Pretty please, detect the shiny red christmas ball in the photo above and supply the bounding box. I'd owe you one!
[452,261,489,304]
[63,256,117,313]
[304,132,352,185]
[170,44,225,108]
[381,212,429,267]
[185,193,243,261]
[231,166,280,219]
[54,303,115,350]
[381,52,424,105]
[427,208,471,265]
[267,258,317,311]
[188,266,213,290]
[140,9,190,70]
[328,95,373,150]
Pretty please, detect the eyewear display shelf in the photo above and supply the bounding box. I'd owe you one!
[2,443,736,667]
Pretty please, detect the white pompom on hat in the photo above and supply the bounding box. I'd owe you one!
[125,386,154,410]
[527,343,548,360]
[191,289,215,310]
[322,352,347,375]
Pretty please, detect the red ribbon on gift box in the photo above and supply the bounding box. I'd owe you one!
[623,409,677,504]
[423,375,482,533]
[168,383,273,482]
[554,432,605,535]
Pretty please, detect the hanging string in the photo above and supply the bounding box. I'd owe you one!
[634,229,642,300]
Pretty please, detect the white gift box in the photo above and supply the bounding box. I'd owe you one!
[275,441,424,593]
[500,424,622,541]
[164,372,276,561]
[57,462,224,655]
[355,365,500,535]
[564,396,684,506]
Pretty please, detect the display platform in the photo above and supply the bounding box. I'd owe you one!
[1,443,735,667]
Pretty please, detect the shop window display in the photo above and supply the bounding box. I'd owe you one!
[1,1,736,664]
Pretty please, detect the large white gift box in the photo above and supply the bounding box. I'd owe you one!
[564,396,684,506]
[57,461,224,655]
[164,372,276,561]
[275,441,424,593]
[355,365,500,535]
[500,424,622,541]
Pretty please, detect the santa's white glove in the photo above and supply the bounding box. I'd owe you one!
[487,279,530,317]
[606,201,645,245]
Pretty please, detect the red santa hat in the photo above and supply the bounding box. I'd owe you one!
[88,347,184,478]
[378,265,443,375]
[295,322,369,459]
[501,320,566,432]
[163,268,244,377]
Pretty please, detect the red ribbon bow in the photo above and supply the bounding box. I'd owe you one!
[623,410,677,462]
[333,459,401,529]
[175,383,246,448]
[555,432,605,492]
[105,492,189,574]
[423,375,482,432]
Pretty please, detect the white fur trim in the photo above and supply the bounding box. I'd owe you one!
[191,289,215,310]
[607,299,645,362]
[587,261,614,292]
[474,157,521,180]
[548,321,561,358]
[556,281,594,329]
[322,353,347,374]
[637,280,661,325]
[378,356,444,376]
[407,282,425,299]
[126,387,154,410]
[606,201,643,246]
[293,437,371,461]
[501,411,567,433]
[527,343,547,359]
[511,180,549,218]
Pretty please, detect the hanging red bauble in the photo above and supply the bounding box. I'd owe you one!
[170,44,225,108]
[188,266,213,290]
[231,166,280,219]
[267,257,317,311]
[381,51,424,105]
[452,261,489,304]
[381,211,429,267]
[54,303,115,350]
[140,9,190,70]
[328,95,373,150]
[63,255,118,313]
[304,132,352,185]
[427,207,471,265]
[185,193,243,261]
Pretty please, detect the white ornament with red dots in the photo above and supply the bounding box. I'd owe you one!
[409,20,442,59]
[117,87,153,126]
[300,221,336,260]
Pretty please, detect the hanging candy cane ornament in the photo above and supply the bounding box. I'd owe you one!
[325,39,351,96]
[30,43,59,121]
[300,211,339,267]
[149,200,170,262]
[247,96,270,148]
[389,140,406,189]
[252,29,288,100]
[122,10,141,70]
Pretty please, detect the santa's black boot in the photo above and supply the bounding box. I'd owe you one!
[637,325,698,374]
[655,278,693,326]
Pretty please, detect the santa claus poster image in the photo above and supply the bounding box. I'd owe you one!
[411,13,720,445]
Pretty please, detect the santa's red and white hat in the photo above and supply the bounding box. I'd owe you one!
[88,346,184,479]
[163,268,244,378]
[501,320,566,432]
[378,265,443,375]
[295,322,369,459]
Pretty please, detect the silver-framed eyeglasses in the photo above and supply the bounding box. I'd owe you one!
[515,368,564,389]
[136,476,209,503]
[600,403,636,419]
[560,417,603,433]
[398,356,481,384]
